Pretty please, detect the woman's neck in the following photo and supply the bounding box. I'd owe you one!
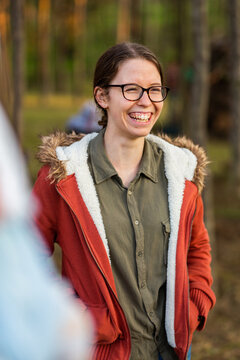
[103,129,145,187]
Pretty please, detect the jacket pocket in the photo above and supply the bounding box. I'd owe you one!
[86,303,121,345]
[162,218,171,266]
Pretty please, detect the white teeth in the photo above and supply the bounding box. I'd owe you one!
[130,113,151,121]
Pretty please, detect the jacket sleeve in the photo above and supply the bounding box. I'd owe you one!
[187,195,216,331]
[32,165,59,255]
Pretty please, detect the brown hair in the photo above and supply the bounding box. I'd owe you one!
[93,42,164,127]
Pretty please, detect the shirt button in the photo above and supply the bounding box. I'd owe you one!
[135,220,139,225]
[140,281,146,288]
[138,251,143,257]
[149,311,154,317]
[128,190,132,195]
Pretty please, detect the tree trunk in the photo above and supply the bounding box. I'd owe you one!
[117,0,130,43]
[170,0,190,134]
[52,1,69,93]
[189,0,209,147]
[228,0,240,197]
[173,0,184,66]
[73,0,87,95]
[190,0,218,294]
[140,0,147,44]
[0,0,12,119]
[10,0,25,142]
[38,0,51,96]
[130,0,141,43]
[0,0,8,43]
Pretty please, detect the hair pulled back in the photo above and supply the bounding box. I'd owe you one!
[93,42,164,127]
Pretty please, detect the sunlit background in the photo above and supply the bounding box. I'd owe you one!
[0,1,240,359]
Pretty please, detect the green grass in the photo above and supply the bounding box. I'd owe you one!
[23,94,87,181]
[215,207,240,219]
[207,139,231,176]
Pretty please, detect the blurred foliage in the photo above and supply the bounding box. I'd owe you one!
[2,0,233,144]
[1,0,229,94]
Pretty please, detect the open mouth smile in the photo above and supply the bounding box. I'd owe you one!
[128,112,152,122]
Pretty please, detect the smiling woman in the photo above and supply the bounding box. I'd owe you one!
[94,58,164,149]
[33,42,216,360]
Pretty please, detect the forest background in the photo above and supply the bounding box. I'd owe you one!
[0,0,240,359]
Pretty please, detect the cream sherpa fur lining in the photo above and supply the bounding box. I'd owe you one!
[56,133,111,263]
[37,131,208,193]
[147,134,197,347]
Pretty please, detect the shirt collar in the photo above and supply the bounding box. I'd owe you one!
[89,130,161,185]
[89,129,117,184]
[137,139,160,183]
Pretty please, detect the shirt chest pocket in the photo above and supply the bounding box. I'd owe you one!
[161,218,171,266]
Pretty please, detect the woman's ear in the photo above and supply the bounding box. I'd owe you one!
[94,87,108,109]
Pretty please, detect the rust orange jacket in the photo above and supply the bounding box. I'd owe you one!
[33,132,216,360]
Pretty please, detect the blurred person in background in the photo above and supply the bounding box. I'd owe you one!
[0,34,93,360]
[66,99,101,134]
[33,42,216,360]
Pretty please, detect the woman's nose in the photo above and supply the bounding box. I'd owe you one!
[137,90,152,105]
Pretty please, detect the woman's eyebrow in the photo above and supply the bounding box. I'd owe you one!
[150,82,162,86]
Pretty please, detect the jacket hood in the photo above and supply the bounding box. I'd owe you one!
[36,132,83,183]
[37,131,208,194]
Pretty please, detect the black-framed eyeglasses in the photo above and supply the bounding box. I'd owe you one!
[105,83,170,102]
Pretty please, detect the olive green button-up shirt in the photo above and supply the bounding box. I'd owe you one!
[88,130,178,360]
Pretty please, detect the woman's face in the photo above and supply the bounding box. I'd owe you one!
[97,58,164,140]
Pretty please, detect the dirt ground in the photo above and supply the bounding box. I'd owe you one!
[192,177,240,360]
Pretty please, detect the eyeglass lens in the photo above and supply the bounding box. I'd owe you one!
[123,84,167,102]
